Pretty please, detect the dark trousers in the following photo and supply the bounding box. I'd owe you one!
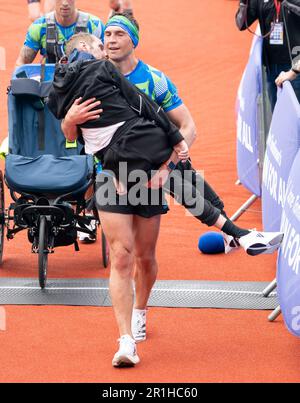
[266,63,300,111]
[164,160,226,227]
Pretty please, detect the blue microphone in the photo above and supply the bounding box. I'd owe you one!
[198,232,225,254]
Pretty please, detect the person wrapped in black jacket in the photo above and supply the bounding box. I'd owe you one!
[48,53,187,188]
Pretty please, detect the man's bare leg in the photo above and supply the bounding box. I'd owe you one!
[98,211,135,336]
[133,214,161,310]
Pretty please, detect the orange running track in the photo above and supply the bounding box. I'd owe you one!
[0,0,299,383]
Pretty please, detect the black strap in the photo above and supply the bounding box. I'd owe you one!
[75,26,88,33]
[46,11,89,62]
[74,240,80,252]
[37,59,46,151]
[46,22,58,63]
[74,11,89,33]
[37,110,45,151]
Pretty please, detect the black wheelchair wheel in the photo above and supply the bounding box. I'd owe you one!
[0,171,5,266]
[38,215,48,289]
[101,229,109,268]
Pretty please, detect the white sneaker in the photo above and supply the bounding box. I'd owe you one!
[239,231,284,256]
[132,308,147,343]
[112,335,140,367]
[223,233,240,254]
[78,218,97,243]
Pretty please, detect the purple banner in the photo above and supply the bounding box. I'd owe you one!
[262,82,300,232]
[277,149,300,338]
[236,35,262,197]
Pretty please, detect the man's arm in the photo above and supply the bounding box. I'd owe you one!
[61,98,103,141]
[275,54,300,87]
[235,0,258,31]
[15,45,38,66]
[166,104,197,148]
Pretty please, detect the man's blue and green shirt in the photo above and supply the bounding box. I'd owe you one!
[24,14,105,57]
[125,60,183,112]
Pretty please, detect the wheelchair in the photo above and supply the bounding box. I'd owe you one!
[0,64,110,289]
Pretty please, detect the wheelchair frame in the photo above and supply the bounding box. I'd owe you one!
[0,170,110,289]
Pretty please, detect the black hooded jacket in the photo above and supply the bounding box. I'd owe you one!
[47,58,184,147]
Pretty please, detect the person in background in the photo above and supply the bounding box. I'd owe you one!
[27,0,133,22]
[275,55,300,87]
[17,0,105,66]
[236,0,300,110]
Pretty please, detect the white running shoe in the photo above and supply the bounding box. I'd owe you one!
[132,308,147,343]
[78,218,97,243]
[112,335,140,367]
[223,233,240,254]
[238,231,284,256]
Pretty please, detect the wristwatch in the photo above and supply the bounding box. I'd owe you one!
[292,68,300,75]
[166,161,177,171]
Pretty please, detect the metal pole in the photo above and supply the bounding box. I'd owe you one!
[268,306,281,322]
[230,194,258,222]
[262,278,277,298]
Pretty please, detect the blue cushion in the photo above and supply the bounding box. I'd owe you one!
[5,154,94,194]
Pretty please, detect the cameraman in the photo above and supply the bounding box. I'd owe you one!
[236,0,300,110]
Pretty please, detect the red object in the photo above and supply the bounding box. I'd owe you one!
[274,0,282,22]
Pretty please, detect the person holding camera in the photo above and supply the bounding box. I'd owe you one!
[236,0,300,110]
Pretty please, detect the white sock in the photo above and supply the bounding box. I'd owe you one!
[133,308,146,315]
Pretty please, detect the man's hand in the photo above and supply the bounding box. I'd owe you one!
[173,139,189,162]
[113,177,127,195]
[61,97,103,141]
[275,70,297,87]
[65,97,103,126]
[147,164,171,190]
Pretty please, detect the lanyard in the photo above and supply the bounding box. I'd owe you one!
[274,0,282,23]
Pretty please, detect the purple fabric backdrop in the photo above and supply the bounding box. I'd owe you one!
[236,35,262,197]
[277,149,300,338]
[262,82,300,231]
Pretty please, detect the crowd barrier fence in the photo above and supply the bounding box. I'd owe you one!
[237,35,300,337]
